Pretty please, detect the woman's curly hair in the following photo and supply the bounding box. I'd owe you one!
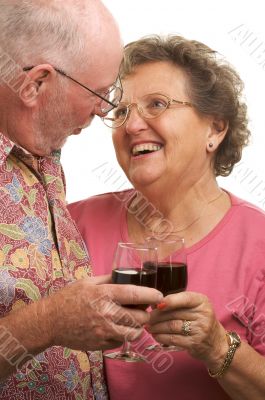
[120,35,250,177]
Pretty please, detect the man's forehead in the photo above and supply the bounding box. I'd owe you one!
[82,42,122,89]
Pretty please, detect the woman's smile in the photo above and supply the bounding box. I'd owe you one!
[131,141,164,158]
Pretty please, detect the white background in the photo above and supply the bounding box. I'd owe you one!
[62,0,265,209]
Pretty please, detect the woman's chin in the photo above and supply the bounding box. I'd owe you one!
[129,171,162,190]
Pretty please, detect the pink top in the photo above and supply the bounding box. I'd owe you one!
[69,189,265,400]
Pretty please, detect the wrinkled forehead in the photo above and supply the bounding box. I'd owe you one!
[120,61,190,101]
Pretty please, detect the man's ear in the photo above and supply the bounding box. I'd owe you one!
[206,118,229,153]
[19,64,56,107]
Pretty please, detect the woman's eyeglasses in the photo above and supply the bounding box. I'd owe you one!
[101,92,193,128]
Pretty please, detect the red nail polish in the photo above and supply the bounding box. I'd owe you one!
[157,302,167,310]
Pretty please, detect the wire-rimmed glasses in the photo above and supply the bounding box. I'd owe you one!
[101,92,193,128]
[23,65,123,113]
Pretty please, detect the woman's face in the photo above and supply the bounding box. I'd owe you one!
[112,61,216,191]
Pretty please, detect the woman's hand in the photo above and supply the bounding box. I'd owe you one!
[149,291,228,369]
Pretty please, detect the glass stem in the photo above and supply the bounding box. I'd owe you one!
[121,339,131,354]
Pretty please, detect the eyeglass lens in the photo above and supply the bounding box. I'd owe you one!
[100,85,123,113]
[103,93,169,127]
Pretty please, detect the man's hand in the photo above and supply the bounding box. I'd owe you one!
[45,276,163,351]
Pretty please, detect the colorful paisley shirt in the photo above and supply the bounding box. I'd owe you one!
[0,132,108,400]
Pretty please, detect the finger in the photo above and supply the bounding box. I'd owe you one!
[89,296,151,329]
[156,291,206,311]
[150,308,196,324]
[108,321,144,342]
[152,333,188,349]
[108,284,163,306]
[114,306,151,328]
[148,319,183,335]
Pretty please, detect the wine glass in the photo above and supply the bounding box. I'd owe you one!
[146,233,188,352]
[104,242,158,362]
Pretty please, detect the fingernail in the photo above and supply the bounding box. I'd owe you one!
[157,302,167,310]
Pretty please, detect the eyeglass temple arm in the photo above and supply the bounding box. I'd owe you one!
[55,69,117,108]
[23,66,117,108]
[172,99,193,107]
[102,116,116,121]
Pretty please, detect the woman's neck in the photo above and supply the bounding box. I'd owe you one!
[127,175,231,247]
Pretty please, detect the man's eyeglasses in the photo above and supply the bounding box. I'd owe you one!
[102,93,193,128]
[23,65,123,113]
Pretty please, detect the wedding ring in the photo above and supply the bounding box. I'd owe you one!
[181,320,191,336]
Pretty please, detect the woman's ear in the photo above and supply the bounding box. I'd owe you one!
[206,118,229,153]
[19,64,55,107]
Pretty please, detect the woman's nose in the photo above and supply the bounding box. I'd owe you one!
[125,105,148,135]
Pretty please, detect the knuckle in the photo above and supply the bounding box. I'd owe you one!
[116,309,136,327]
[198,293,209,306]
[168,319,178,333]
[96,284,111,300]
[104,308,116,322]
[169,334,179,346]
[93,325,106,339]
[129,287,140,305]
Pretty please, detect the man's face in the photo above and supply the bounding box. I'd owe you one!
[32,43,123,155]
[26,9,123,156]
[31,82,74,155]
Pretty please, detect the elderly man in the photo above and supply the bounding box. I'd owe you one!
[0,1,162,398]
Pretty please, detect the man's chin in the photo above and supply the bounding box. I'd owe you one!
[33,138,68,156]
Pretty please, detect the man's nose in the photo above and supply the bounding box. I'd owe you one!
[93,101,107,117]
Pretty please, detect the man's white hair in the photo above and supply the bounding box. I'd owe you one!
[0,0,100,73]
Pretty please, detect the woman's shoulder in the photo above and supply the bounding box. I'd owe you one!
[229,191,265,220]
[224,191,265,242]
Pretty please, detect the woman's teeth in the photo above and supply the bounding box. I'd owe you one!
[132,143,162,156]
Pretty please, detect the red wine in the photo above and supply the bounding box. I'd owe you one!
[112,266,157,288]
[112,265,157,309]
[157,262,187,296]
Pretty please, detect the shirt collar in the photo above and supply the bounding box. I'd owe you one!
[0,132,15,165]
[0,131,61,165]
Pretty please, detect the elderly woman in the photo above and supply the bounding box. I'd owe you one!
[69,35,265,399]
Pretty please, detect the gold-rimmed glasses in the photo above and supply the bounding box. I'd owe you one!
[23,65,123,114]
[102,92,193,128]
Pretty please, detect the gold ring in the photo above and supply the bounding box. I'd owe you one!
[182,320,191,336]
